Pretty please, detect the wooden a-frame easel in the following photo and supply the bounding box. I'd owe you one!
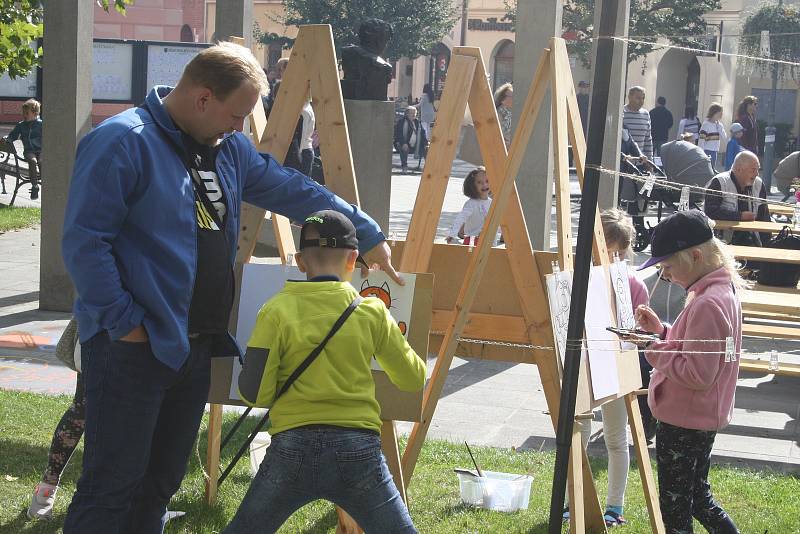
[380,39,665,533]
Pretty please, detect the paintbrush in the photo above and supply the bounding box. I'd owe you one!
[464,441,484,477]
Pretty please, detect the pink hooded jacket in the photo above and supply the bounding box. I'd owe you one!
[645,267,741,431]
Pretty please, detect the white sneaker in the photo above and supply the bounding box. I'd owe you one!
[27,482,58,520]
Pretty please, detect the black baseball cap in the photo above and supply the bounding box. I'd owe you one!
[638,209,713,270]
[299,210,358,250]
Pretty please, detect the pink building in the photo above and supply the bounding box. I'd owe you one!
[0,0,206,124]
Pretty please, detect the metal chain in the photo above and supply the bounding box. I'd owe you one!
[429,330,554,351]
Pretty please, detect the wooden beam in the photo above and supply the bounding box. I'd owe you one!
[204,403,223,504]
[626,393,666,533]
[549,42,574,269]
[739,357,800,377]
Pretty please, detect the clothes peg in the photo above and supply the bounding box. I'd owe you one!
[284,253,294,272]
[724,337,735,362]
[793,206,800,231]
[639,174,656,198]
[678,186,690,211]
[389,231,396,247]
[769,350,779,372]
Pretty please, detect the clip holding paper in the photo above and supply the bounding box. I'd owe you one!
[793,206,800,231]
[639,174,656,198]
[769,350,779,371]
[724,337,735,362]
[284,253,294,272]
[389,231,396,247]
[552,260,561,274]
[678,186,690,212]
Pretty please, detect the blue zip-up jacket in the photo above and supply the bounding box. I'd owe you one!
[7,118,42,153]
[62,86,385,370]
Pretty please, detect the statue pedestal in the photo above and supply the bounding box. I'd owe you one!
[344,99,393,233]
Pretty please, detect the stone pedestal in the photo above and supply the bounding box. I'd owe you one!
[39,0,93,312]
[344,100,393,234]
[214,0,253,48]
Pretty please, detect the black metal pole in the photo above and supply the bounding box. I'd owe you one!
[547,0,622,530]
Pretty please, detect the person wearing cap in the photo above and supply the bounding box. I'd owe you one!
[227,210,425,533]
[724,122,745,170]
[61,43,400,532]
[704,150,770,247]
[625,210,742,534]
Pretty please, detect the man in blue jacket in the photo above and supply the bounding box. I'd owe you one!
[61,42,398,533]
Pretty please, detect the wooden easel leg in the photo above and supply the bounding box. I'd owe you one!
[204,403,223,504]
[381,420,408,502]
[625,393,665,534]
[567,430,586,534]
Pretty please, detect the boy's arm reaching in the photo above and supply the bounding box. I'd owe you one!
[238,310,281,407]
[374,308,426,392]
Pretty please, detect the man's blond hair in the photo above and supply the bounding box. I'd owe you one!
[22,99,40,115]
[181,42,269,99]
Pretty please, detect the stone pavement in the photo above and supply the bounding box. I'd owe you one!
[1,158,798,474]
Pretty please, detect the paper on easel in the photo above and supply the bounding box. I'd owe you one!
[545,268,573,365]
[585,266,621,400]
[608,260,636,351]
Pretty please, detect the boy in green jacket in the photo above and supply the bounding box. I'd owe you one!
[225,210,425,534]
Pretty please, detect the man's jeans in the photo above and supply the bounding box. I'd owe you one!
[63,332,212,534]
[224,427,417,534]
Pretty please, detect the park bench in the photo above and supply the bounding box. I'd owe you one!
[0,140,40,206]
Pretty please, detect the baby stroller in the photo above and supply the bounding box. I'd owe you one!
[621,138,714,251]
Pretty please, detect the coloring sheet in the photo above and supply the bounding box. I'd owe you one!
[230,263,418,400]
[585,265,621,400]
[609,259,637,351]
[545,268,573,365]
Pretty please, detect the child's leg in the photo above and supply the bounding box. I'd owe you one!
[223,432,315,533]
[321,430,416,533]
[690,435,740,533]
[656,421,700,533]
[600,397,629,512]
[42,373,86,485]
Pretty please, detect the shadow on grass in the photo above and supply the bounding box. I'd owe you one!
[301,507,339,534]
[440,502,550,533]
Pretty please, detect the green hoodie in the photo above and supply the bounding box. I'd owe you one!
[238,280,426,435]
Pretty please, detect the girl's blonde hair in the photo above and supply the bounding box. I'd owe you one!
[600,208,635,259]
[672,237,749,290]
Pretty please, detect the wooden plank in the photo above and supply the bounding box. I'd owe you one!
[770,204,795,217]
[743,310,800,323]
[308,25,359,205]
[729,245,800,264]
[401,50,551,483]
[399,55,477,273]
[742,323,800,339]
[749,282,800,293]
[739,356,800,377]
[431,309,529,343]
[249,89,268,145]
[381,420,407,502]
[625,393,666,533]
[549,42,574,269]
[741,290,800,317]
[204,403,223,504]
[712,219,787,233]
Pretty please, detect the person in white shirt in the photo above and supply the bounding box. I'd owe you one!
[677,106,701,144]
[300,97,316,176]
[698,103,727,170]
[447,167,493,245]
[418,83,436,140]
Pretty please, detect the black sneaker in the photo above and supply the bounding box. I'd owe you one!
[30,186,39,200]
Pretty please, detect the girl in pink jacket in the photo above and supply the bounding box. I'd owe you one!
[631,210,742,534]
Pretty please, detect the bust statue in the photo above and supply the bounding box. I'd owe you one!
[340,19,393,100]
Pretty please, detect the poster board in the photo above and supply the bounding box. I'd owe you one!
[146,42,208,89]
[208,263,432,423]
[0,70,37,99]
[93,40,134,102]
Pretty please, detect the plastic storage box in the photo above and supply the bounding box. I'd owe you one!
[456,470,533,512]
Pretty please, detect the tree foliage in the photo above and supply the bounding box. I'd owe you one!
[739,4,800,81]
[505,0,721,67]
[279,0,459,60]
[0,0,132,79]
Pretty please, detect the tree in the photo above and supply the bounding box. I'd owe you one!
[0,0,132,79]
[504,0,721,67]
[279,0,459,60]
[738,3,800,81]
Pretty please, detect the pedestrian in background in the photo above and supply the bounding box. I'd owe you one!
[649,96,673,157]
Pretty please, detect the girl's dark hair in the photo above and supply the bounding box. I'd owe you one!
[463,166,486,199]
[706,102,723,119]
[684,106,696,119]
[737,95,757,117]
[494,83,513,109]
[423,83,434,102]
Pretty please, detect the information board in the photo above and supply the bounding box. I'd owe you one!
[93,41,134,101]
[146,44,205,89]
[0,70,37,99]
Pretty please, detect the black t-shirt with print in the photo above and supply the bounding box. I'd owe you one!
[183,133,235,334]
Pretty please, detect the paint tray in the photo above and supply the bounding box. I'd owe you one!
[248,431,272,476]
[456,470,533,512]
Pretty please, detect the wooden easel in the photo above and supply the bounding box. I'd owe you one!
[206,26,414,533]
[380,39,664,533]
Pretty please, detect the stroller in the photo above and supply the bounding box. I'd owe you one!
[620,138,715,251]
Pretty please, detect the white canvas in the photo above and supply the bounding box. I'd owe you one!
[585,266,621,400]
[609,259,637,351]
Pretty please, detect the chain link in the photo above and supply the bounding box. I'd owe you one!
[430,330,555,351]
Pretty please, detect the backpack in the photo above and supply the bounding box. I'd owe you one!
[757,226,800,287]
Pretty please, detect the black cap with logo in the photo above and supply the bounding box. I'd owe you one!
[638,209,714,270]
[299,210,359,250]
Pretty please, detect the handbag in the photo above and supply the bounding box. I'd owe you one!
[757,226,800,287]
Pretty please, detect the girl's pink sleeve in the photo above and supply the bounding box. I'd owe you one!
[628,273,650,310]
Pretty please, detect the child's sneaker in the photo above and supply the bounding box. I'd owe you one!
[27,482,58,520]
[604,508,628,527]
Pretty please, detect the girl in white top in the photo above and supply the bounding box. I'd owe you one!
[447,167,492,244]
[698,102,727,170]
[418,83,436,140]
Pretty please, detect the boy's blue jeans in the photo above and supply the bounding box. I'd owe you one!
[64,332,212,534]
[224,426,417,534]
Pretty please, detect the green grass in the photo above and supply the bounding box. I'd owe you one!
[0,206,40,232]
[1,389,798,533]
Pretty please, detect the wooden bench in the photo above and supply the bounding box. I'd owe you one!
[0,141,40,205]
[712,219,788,234]
[739,356,800,378]
[729,245,800,265]
[742,323,799,339]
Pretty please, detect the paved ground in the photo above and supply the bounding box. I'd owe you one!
[1,152,799,475]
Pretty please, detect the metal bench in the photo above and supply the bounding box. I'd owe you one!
[0,140,40,205]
